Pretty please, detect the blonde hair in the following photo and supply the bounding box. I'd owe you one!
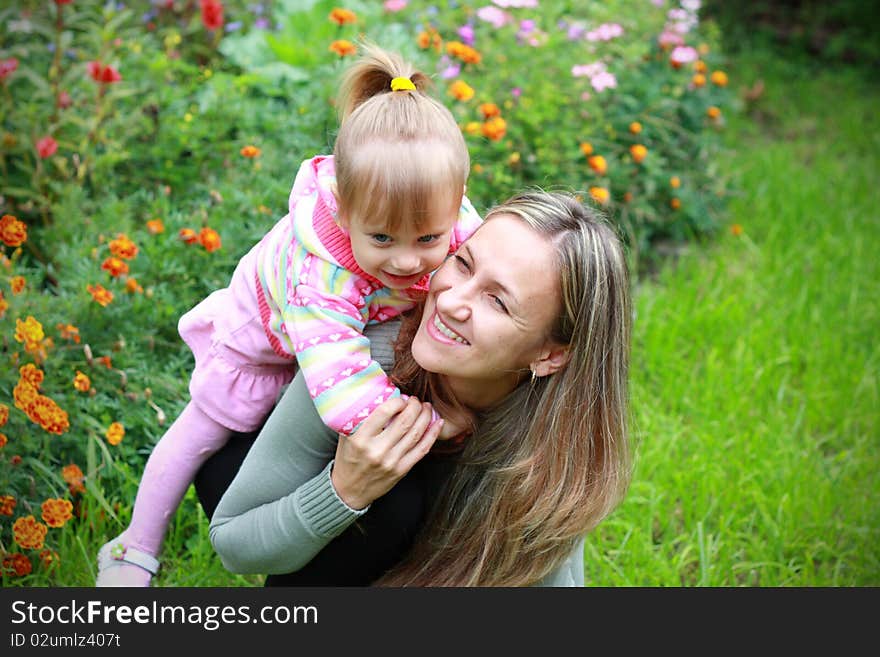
[380,190,633,587]
[333,42,470,231]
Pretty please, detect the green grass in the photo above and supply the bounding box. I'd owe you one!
[584,50,879,586]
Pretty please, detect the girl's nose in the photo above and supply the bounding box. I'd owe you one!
[389,252,421,275]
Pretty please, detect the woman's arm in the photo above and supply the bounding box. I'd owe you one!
[208,319,439,575]
[208,366,364,574]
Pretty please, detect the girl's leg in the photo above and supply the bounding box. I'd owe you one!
[96,401,232,586]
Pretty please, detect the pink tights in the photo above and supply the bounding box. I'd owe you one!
[96,401,232,586]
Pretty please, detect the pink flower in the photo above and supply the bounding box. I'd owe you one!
[36,136,58,159]
[0,58,18,82]
[571,62,606,78]
[383,0,408,11]
[57,90,72,109]
[492,0,538,6]
[658,30,684,48]
[670,45,699,66]
[476,6,511,28]
[590,71,617,92]
[586,23,624,42]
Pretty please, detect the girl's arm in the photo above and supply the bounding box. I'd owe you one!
[287,283,436,435]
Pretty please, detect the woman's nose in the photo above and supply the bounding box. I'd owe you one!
[435,282,472,322]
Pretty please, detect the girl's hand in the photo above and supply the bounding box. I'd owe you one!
[330,396,442,510]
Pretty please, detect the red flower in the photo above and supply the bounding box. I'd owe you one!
[55,0,74,4]
[87,61,122,84]
[36,136,58,159]
[0,58,18,82]
[200,0,224,31]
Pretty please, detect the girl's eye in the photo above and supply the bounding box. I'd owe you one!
[371,234,391,244]
[418,234,439,243]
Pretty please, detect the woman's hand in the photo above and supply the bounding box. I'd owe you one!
[330,397,443,510]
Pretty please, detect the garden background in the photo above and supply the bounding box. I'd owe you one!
[0,0,876,586]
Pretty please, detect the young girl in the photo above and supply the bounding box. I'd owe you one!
[96,43,482,586]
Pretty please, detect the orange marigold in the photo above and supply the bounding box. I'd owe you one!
[630,144,648,164]
[588,155,608,175]
[694,60,707,74]
[329,40,356,57]
[62,464,86,495]
[481,116,507,141]
[10,275,25,295]
[449,80,475,102]
[589,187,610,205]
[707,106,721,119]
[579,142,593,156]
[73,371,91,392]
[13,380,38,412]
[463,121,481,136]
[2,553,31,577]
[629,121,642,134]
[0,291,7,319]
[692,73,706,87]
[101,256,129,278]
[0,214,27,247]
[56,323,80,343]
[240,145,261,158]
[446,41,481,64]
[0,495,16,516]
[21,364,46,388]
[97,355,112,369]
[479,103,501,119]
[108,233,138,260]
[41,498,74,528]
[179,228,198,244]
[125,277,143,294]
[39,549,59,570]
[106,421,125,445]
[670,176,682,188]
[146,218,165,234]
[0,433,6,448]
[87,283,114,306]
[710,70,728,87]
[199,227,222,252]
[13,515,48,550]
[26,395,70,435]
[329,8,356,25]
[416,29,442,52]
[730,223,743,236]
[670,197,682,210]
[14,318,44,350]
[0,403,7,426]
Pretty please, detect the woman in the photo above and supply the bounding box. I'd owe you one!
[207,190,633,586]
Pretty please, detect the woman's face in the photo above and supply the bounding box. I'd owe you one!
[411,213,562,407]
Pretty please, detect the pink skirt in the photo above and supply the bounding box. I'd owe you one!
[178,246,297,433]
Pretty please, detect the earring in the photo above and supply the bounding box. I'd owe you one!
[530,366,537,386]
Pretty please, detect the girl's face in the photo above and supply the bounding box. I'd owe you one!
[411,214,563,408]
[344,210,458,291]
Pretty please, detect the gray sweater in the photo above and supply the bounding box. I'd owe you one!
[209,321,584,586]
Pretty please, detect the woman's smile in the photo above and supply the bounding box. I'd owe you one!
[428,311,470,345]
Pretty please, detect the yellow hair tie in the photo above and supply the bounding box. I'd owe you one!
[390,77,416,92]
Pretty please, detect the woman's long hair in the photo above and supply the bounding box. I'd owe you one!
[377,191,633,587]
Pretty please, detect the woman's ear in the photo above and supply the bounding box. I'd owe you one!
[531,344,571,378]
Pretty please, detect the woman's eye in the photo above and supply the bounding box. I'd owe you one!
[371,234,391,244]
[454,255,470,271]
[491,295,508,313]
[418,234,439,243]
